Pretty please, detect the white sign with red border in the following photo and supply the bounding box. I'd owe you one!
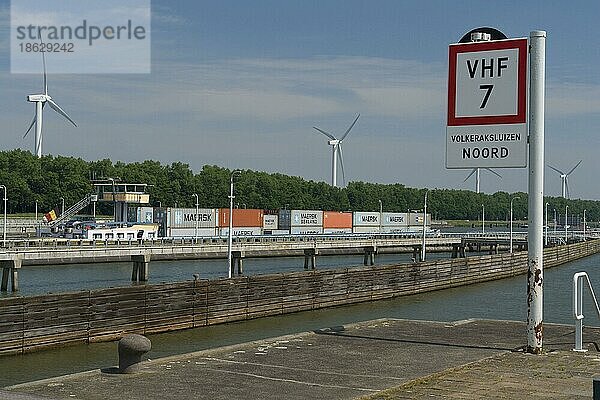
[446,38,528,168]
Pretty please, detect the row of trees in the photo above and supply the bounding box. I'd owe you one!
[0,149,596,222]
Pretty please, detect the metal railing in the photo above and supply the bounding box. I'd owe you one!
[573,272,600,351]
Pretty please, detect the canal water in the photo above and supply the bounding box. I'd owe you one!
[1,249,596,388]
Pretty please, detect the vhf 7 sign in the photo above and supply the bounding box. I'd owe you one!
[446,38,528,168]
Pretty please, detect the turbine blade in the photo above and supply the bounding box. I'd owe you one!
[338,144,346,187]
[313,126,336,140]
[340,113,360,141]
[463,168,476,183]
[47,99,77,127]
[485,168,502,179]
[23,114,36,139]
[547,164,565,175]
[567,160,582,176]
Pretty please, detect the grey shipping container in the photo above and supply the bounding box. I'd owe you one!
[137,207,154,224]
[408,213,432,226]
[278,209,291,230]
[382,212,408,227]
[353,212,380,226]
[167,227,218,237]
[290,210,323,226]
[167,208,217,229]
[352,226,380,234]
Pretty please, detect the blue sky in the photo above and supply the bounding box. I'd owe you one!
[1,1,600,199]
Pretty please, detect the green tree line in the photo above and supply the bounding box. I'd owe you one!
[0,149,595,222]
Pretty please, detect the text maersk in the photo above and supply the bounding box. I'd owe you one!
[183,213,212,222]
[300,213,319,225]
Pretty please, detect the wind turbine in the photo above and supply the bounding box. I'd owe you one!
[23,49,77,158]
[547,160,582,199]
[464,168,502,193]
[313,114,359,187]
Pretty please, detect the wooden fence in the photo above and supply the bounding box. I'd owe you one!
[1,240,599,355]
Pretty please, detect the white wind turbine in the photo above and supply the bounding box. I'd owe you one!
[547,160,582,199]
[313,114,359,187]
[23,50,77,158]
[464,168,502,193]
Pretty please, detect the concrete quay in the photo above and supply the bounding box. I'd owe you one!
[6,318,600,399]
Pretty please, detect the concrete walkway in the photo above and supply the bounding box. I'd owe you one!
[6,318,600,399]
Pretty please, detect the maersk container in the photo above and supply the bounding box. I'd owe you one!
[153,207,167,237]
[382,212,408,227]
[408,213,432,226]
[353,212,380,226]
[290,210,323,227]
[167,208,217,229]
[352,225,380,234]
[263,214,278,230]
[290,226,323,235]
[323,227,352,234]
[167,227,218,237]
[219,226,263,236]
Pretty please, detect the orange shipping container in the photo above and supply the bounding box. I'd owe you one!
[323,211,352,229]
[218,209,264,227]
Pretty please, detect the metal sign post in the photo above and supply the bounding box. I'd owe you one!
[527,31,546,354]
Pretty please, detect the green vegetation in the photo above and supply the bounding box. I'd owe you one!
[0,149,596,222]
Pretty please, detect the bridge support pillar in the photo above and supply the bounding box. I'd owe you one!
[303,249,318,270]
[363,246,376,266]
[452,245,466,258]
[131,254,151,282]
[412,246,422,263]
[0,256,22,292]
[232,251,245,275]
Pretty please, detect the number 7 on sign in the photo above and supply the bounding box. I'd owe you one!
[479,84,493,109]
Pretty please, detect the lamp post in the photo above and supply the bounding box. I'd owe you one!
[510,197,520,253]
[545,202,549,246]
[583,210,587,242]
[60,197,65,217]
[481,204,485,235]
[553,208,557,238]
[192,193,199,240]
[421,191,429,261]
[0,185,6,247]
[35,200,38,221]
[228,170,241,278]
[565,205,569,244]
[378,199,382,234]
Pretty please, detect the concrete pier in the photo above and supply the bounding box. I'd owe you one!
[303,248,317,270]
[1,256,22,292]
[231,251,245,275]
[363,246,376,266]
[131,254,151,282]
[9,318,600,400]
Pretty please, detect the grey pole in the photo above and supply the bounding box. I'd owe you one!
[481,204,485,235]
[378,199,382,234]
[0,185,6,247]
[526,30,546,354]
[553,209,557,238]
[228,170,241,278]
[421,191,428,261]
[584,209,587,241]
[545,202,549,246]
[510,196,520,253]
[60,197,65,217]
[35,200,38,221]
[565,205,569,243]
[193,193,199,240]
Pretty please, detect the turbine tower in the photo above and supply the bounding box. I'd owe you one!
[464,168,502,193]
[547,160,582,199]
[23,50,77,158]
[313,114,359,187]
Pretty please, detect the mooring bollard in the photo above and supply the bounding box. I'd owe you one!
[118,334,151,374]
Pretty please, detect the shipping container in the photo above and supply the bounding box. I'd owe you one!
[352,226,380,234]
[153,207,167,237]
[167,227,218,237]
[323,211,352,229]
[278,209,291,230]
[381,212,408,227]
[408,213,432,226]
[290,226,323,235]
[290,210,323,227]
[127,206,138,223]
[137,207,154,224]
[218,209,264,228]
[263,214,278,230]
[353,212,380,226]
[219,227,263,236]
[323,227,352,234]
[167,208,217,229]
